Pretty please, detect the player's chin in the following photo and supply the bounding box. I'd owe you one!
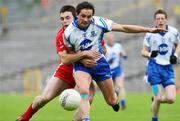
[64,25,68,28]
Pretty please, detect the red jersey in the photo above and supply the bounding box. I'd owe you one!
[54,27,75,88]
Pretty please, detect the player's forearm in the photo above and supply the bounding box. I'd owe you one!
[175,43,180,56]
[59,52,86,65]
[141,49,150,58]
[112,23,151,33]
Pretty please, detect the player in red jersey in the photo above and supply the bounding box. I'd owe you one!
[16,5,100,121]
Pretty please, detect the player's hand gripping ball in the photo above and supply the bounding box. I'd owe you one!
[59,89,81,111]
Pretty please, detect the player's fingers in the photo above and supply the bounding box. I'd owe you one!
[91,51,101,59]
[84,59,97,67]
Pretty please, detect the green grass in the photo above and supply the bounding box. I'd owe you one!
[0,93,180,121]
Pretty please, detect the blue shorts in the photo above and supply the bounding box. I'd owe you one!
[74,57,112,82]
[111,66,123,81]
[147,59,175,87]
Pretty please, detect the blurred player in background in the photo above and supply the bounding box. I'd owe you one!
[63,1,166,121]
[105,33,127,110]
[141,9,180,121]
[16,5,98,121]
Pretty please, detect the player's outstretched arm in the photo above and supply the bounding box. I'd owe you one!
[111,23,165,33]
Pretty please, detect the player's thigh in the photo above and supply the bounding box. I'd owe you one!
[74,71,92,93]
[114,75,124,88]
[165,85,176,100]
[97,78,116,102]
[42,76,69,100]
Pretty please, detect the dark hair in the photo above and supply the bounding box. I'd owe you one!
[154,9,168,19]
[76,1,95,15]
[60,5,76,17]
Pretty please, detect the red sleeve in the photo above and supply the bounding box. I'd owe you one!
[56,28,67,53]
[102,39,105,47]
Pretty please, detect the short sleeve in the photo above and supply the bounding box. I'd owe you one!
[63,30,73,49]
[93,16,114,32]
[175,31,180,44]
[143,33,151,47]
[56,29,67,53]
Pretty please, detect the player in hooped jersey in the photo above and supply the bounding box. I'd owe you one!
[105,33,127,110]
[16,5,99,121]
[63,2,166,121]
[141,9,180,121]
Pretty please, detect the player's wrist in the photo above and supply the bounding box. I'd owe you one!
[147,28,152,33]
[82,51,87,57]
[148,53,151,58]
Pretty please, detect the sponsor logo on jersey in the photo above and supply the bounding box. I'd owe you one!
[158,44,168,55]
[80,39,92,51]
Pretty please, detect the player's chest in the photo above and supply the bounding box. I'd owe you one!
[72,26,102,43]
[151,33,175,45]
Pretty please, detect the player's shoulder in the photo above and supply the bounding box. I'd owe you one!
[56,27,64,41]
[64,23,76,38]
[92,16,101,21]
[56,28,64,36]
[92,16,112,24]
[168,25,178,33]
[145,32,153,37]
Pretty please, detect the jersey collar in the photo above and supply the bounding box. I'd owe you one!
[158,25,168,36]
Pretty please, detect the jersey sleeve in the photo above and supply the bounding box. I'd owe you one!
[93,16,114,32]
[143,33,151,47]
[56,33,67,53]
[63,28,74,50]
[101,39,105,47]
[175,31,180,44]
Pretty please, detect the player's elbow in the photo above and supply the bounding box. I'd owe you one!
[141,49,148,58]
[141,50,145,57]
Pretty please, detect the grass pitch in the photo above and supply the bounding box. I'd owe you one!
[0,93,180,121]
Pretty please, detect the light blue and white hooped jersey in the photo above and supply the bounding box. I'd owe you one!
[106,43,124,69]
[143,26,180,65]
[64,16,114,56]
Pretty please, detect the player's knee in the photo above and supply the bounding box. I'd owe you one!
[156,97,161,102]
[79,86,89,95]
[166,97,175,104]
[154,96,161,103]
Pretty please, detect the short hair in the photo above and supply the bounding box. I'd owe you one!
[60,5,76,17]
[76,1,95,15]
[154,9,168,19]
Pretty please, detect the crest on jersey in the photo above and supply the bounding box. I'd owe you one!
[90,31,97,37]
[158,44,168,55]
[80,39,92,51]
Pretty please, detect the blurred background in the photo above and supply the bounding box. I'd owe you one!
[0,0,180,94]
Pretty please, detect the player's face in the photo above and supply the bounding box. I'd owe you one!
[77,9,93,29]
[154,14,167,29]
[106,34,114,46]
[60,11,74,29]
